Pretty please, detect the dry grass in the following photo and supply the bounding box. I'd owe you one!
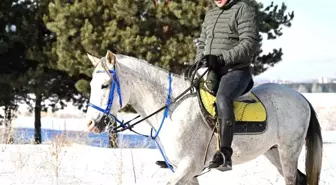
[2,132,91,185]
[0,127,14,144]
[110,132,153,185]
[50,133,69,184]
[0,126,334,185]
[0,127,144,185]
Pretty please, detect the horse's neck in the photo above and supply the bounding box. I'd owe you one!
[117,56,189,129]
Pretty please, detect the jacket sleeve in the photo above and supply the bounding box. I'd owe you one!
[221,3,259,65]
[195,21,206,62]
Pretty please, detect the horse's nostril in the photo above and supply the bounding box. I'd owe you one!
[93,127,100,133]
[87,120,92,127]
[87,120,96,132]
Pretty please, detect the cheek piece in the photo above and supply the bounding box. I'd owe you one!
[88,69,124,128]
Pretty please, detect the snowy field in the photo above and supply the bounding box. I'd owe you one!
[0,141,335,185]
[0,93,335,185]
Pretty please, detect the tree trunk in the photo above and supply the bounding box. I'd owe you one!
[34,93,42,144]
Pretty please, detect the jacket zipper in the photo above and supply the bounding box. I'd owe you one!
[209,9,225,55]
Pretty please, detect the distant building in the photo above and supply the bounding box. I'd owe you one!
[255,77,336,93]
[318,77,336,83]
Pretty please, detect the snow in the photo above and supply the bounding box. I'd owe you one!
[0,142,334,185]
[301,93,336,108]
[0,93,335,184]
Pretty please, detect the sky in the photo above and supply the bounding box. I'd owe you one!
[255,0,336,81]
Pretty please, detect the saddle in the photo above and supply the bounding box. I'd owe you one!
[195,73,268,135]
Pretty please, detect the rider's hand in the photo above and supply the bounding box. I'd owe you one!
[200,57,208,67]
[184,62,200,81]
[202,54,225,69]
[216,54,225,66]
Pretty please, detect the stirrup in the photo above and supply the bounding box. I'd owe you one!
[208,151,224,168]
[216,165,232,172]
[216,160,232,172]
[208,151,232,172]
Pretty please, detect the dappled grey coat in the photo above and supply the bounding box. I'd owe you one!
[196,0,259,72]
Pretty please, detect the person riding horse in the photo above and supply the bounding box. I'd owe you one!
[194,0,259,171]
[156,0,259,172]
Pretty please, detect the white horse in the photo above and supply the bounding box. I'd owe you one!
[85,51,322,185]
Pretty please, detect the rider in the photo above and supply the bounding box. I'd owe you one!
[196,0,259,171]
[155,0,259,171]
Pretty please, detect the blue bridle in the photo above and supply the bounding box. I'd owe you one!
[88,69,125,127]
[87,66,174,172]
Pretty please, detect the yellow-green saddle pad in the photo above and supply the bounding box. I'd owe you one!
[198,84,267,134]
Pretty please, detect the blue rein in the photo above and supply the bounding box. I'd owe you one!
[150,72,174,172]
[88,68,174,172]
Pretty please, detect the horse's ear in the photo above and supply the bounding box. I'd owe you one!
[106,50,116,65]
[87,53,100,66]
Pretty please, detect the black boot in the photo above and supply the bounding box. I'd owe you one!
[208,118,234,172]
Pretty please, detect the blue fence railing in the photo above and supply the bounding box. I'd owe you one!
[11,128,157,148]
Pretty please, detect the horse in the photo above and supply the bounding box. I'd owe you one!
[84,50,322,185]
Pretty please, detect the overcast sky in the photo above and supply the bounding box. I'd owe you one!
[255,0,336,81]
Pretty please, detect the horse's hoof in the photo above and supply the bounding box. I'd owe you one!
[155,160,169,168]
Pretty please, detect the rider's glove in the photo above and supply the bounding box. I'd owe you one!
[202,54,225,69]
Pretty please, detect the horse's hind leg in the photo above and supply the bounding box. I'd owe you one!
[166,159,202,185]
[264,146,307,185]
[166,171,200,185]
[296,170,307,185]
[187,178,200,185]
[264,146,284,175]
[279,142,304,185]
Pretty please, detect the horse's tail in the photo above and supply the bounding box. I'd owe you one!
[305,98,323,185]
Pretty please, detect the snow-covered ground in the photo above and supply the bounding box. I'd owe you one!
[0,140,335,185]
[0,93,335,184]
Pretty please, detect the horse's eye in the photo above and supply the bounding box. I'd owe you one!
[101,84,109,89]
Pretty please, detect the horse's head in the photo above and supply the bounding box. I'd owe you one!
[85,50,131,133]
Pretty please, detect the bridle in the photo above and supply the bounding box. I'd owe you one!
[88,59,125,130]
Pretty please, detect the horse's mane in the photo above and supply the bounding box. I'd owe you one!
[115,54,185,80]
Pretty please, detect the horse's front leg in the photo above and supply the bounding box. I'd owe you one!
[166,158,202,185]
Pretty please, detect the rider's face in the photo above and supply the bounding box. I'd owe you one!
[214,0,228,7]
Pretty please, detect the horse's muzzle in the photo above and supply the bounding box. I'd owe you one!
[86,115,114,133]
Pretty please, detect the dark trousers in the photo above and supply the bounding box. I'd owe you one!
[215,69,252,148]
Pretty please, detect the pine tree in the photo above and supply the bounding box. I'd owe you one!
[45,0,293,79]
[0,0,34,140]
[0,0,85,144]
[251,1,294,75]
